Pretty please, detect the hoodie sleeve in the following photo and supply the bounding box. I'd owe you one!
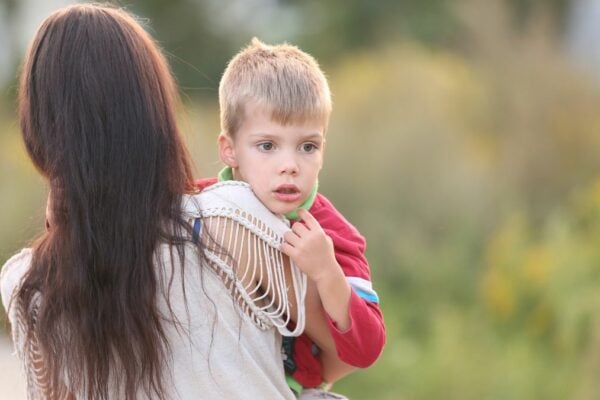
[309,194,386,367]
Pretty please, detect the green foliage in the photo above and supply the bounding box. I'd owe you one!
[0,0,577,100]
[312,8,600,397]
[2,1,600,399]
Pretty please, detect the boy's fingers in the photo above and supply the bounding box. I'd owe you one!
[280,241,294,256]
[291,221,309,237]
[297,208,318,229]
[283,230,300,246]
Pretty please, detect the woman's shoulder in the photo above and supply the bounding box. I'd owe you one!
[182,180,256,214]
[1,248,33,312]
[181,181,290,239]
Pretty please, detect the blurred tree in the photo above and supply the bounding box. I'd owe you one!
[125,0,232,99]
[507,0,573,29]
[128,0,577,99]
[0,0,17,16]
[0,0,580,100]
[0,0,20,92]
[288,0,461,59]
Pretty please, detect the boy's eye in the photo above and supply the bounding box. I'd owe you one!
[300,143,318,153]
[257,142,274,151]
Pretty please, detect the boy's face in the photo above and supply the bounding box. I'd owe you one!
[219,102,325,216]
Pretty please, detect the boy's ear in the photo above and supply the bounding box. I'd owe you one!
[218,133,238,168]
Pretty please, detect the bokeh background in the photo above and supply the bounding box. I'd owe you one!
[2,0,600,399]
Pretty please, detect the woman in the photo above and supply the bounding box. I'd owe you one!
[0,4,302,399]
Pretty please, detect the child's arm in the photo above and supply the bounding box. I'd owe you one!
[303,279,357,383]
[282,204,385,369]
[282,209,352,328]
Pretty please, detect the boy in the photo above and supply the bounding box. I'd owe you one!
[196,38,385,398]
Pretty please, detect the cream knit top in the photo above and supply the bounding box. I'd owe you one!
[1,182,305,399]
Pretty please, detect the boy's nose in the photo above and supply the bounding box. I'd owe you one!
[279,157,299,175]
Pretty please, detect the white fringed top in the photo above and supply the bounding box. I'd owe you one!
[1,181,305,399]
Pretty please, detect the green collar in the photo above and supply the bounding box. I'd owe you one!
[217,166,317,220]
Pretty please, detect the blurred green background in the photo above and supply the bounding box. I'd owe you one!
[2,0,600,399]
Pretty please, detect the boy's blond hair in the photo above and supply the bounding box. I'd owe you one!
[219,38,332,137]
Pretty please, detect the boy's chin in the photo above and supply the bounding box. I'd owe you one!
[265,202,297,216]
[258,195,302,216]
[272,206,296,216]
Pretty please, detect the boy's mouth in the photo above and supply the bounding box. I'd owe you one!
[274,184,302,202]
[275,184,300,194]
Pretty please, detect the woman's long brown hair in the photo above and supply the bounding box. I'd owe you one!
[16,4,196,399]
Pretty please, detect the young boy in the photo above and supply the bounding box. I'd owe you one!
[195,38,385,398]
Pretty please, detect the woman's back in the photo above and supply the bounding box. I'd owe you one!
[155,240,293,399]
[2,189,296,399]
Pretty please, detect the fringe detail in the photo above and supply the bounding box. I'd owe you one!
[12,294,53,399]
[200,212,306,336]
[185,181,307,336]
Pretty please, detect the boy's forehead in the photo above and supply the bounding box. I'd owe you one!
[241,101,326,132]
[242,100,273,118]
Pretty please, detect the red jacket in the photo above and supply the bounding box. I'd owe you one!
[195,178,386,387]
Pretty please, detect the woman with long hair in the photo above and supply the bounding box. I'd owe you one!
[0,4,302,399]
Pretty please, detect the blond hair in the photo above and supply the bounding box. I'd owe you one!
[219,38,332,137]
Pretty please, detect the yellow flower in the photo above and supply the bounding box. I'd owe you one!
[481,269,516,320]
[521,246,551,288]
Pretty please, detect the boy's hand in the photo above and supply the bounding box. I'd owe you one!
[282,208,353,331]
[281,208,339,283]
